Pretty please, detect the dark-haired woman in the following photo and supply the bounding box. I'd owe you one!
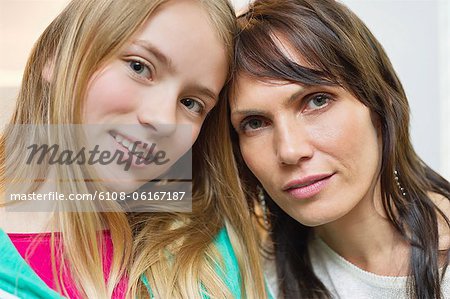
[226,0,450,298]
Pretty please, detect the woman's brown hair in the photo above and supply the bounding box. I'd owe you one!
[0,0,268,298]
[228,0,450,298]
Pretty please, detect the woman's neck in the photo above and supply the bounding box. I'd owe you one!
[313,181,411,276]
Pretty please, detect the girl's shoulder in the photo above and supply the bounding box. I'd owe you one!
[142,227,242,299]
[213,227,241,282]
[213,227,250,298]
[0,229,64,299]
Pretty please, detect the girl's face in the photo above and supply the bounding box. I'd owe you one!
[230,73,382,227]
[83,0,228,192]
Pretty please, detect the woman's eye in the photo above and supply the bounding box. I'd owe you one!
[305,93,331,111]
[180,98,203,113]
[129,60,152,79]
[240,117,269,132]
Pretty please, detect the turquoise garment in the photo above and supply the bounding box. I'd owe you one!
[142,227,242,298]
[1,227,272,298]
[0,229,64,299]
[212,227,242,297]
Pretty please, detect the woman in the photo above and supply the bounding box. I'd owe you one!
[227,0,450,298]
[0,0,267,298]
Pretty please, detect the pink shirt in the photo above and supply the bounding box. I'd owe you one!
[8,231,127,298]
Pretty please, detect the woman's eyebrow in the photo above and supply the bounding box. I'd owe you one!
[231,108,269,118]
[283,87,308,108]
[231,86,307,117]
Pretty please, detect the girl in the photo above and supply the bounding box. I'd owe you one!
[0,0,267,298]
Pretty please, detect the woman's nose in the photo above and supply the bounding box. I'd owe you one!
[275,120,314,166]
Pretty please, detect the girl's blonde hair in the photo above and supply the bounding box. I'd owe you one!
[1,0,267,298]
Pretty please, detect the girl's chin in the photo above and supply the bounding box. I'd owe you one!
[100,181,146,193]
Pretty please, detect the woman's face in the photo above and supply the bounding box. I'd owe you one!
[230,73,382,227]
[83,0,228,192]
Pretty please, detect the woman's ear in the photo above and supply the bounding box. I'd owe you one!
[42,59,55,82]
[369,110,383,139]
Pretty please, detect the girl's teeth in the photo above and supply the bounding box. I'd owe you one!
[114,134,149,158]
[122,139,131,148]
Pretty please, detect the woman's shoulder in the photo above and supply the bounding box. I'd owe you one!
[429,192,450,250]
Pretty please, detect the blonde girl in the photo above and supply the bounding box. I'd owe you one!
[0,0,267,298]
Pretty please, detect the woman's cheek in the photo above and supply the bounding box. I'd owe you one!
[240,137,268,179]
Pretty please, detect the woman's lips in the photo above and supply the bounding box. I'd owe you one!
[283,173,334,200]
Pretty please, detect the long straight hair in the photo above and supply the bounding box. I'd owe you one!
[0,0,267,298]
[228,0,450,298]
[126,1,267,297]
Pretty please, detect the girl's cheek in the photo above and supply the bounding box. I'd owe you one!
[84,66,139,122]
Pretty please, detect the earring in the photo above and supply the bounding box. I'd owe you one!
[394,170,407,196]
[257,185,270,227]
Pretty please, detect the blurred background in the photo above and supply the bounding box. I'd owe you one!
[1,0,449,180]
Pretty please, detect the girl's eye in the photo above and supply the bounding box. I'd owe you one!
[129,60,152,79]
[180,98,203,114]
[305,93,332,111]
[240,117,269,132]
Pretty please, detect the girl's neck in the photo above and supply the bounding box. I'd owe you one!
[0,172,57,234]
[0,208,55,234]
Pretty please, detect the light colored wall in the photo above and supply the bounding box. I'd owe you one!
[438,0,450,181]
[339,0,449,180]
[0,0,69,128]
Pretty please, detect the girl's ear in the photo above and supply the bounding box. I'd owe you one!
[42,59,55,82]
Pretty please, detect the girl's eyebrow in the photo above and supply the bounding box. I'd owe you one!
[132,40,218,104]
[132,39,175,72]
[187,85,219,104]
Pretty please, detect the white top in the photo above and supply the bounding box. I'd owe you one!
[265,236,450,299]
[310,236,450,299]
